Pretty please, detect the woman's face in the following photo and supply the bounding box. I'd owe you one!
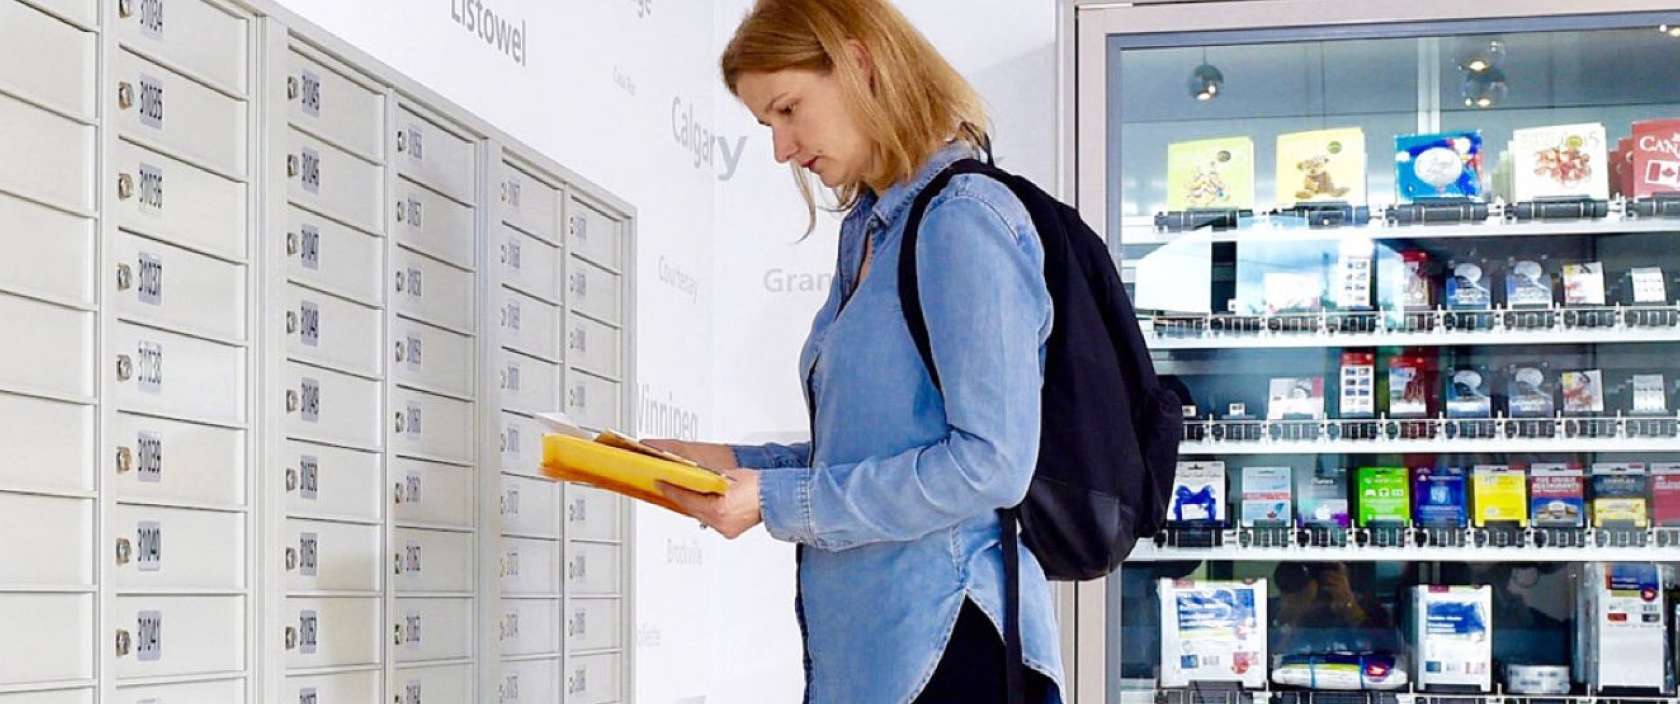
[736,68,872,190]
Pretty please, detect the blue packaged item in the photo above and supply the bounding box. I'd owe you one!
[1414,468,1469,529]
[1395,131,1485,201]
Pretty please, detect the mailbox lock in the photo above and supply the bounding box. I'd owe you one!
[115,538,132,565]
[117,82,134,110]
[116,446,134,474]
[116,354,134,381]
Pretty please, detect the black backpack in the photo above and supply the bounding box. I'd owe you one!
[898,157,1182,702]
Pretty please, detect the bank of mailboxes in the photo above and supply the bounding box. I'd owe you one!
[0,0,634,702]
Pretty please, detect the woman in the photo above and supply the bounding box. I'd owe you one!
[648,1,1062,702]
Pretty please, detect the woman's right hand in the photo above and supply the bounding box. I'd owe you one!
[642,439,740,471]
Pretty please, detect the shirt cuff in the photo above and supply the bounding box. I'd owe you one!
[729,444,779,469]
[756,467,816,545]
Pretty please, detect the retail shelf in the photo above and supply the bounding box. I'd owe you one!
[1122,683,1680,704]
[1128,534,1680,562]
[1178,416,1680,455]
[1118,214,1680,248]
[1147,319,1680,350]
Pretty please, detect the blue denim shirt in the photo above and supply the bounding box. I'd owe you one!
[731,143,1064,704]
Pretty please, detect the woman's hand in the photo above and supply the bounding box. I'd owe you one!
[658,467,762,539]
[641,439,740,470]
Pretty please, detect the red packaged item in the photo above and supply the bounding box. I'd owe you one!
[1652,464,1680,527]
[1388,353,1432,418]
[1631,118,1680,197]
[1611,137,1635,199]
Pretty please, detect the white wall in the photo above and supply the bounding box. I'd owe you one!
[268,1,1056,701]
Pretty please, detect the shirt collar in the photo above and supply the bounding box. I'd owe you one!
[865,141,980,229]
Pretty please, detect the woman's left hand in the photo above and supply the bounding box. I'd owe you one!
[658,467,762,539]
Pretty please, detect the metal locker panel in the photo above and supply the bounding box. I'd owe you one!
[392,247,474,334]
[111,412,245,508]
[112,678,244,704]
[391,527,473,594]
[565,485,622,543]
[283,440,381,523]
[283,518,380,593]
[17,0,95,30]
[499,537,560,596]
[500,473,560,539]
[113,139,249,262]
[393,106,475,205]
[564,652,623,704]
[112,0,247,95]
[390,457,474,530]
[498,411,542,479]
[0,492,92,586]
[0,594,92,684]
[394,177,475,269]
[390,387,473,465]
[566,311,622,381]
[282,283,380,378]
[281,361,381,452]
[496,598,560,657]
[111,322,245,426]
[111,504,244,591]
[496,223,560,304]
[567,255,622,326]
[0,293,93,400]
[285,670,381,704]
[111,595,244,679]
[393,663,471,704]
[564,371,620,434]
[498,349,559,417]
[566,198,623,270]
[113,230,246,343]
[500,162,559,243]
[113,48,246,179]
[0,90,93,213]
[564,542,622,597]
[0,0,95,120]
[282,597,381,670]
[566,598,624,653]
[392,597,472,663]
[495,287,560,363]
[391,318,474,400]
[0,689,91,704]
[0,392,93,494]
[286,205,383,307]
[287,130,383,236]
[286,48,383,162]
[0,191,94,307]
[499,656,559,704]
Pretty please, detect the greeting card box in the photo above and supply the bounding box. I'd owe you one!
[1446,368,1494,419]
[1562,369,1606,415]
[1472,465,1528,527]
[1395,130,1485,201]
[1159,578,1269,688]
[1167,137,1258,210]
[1413,585,1494,692]
[1631,118,1680,197]
[1171,461,1227,526]
[1529,464,1586,528]
[1512,123,1610,201]
[1591,463,1650,528]
[1563,262,1607,306]
[1652,464,1680,527]
[1388,354,1432,418]
[1241,466,1293,527]
[1357,466,1412,526]
[1277,128,1367,207]
[1414,468,1469,529]
[1268,377,1326,420]
[1507,365,1555,419]
[1340,352,1375,419]
[1300,466,1350,529]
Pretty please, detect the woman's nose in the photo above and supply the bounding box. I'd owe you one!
[772,129,797,164]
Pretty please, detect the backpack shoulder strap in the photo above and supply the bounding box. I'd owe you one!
[896,158,1004,393]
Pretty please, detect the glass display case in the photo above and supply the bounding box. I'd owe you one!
[1067,1,1680,702]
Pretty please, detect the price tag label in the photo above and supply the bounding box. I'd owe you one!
[138,74,164,130]
[137,520,161,572]
[137,431,162,483]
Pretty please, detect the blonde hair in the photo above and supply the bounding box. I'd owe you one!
[719,0,990,231]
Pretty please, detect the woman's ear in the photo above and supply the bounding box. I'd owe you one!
[845,39,874,90]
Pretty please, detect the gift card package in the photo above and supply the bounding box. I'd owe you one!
[1562,369,1606,415]
[1241,466,1293,527]
[1356,466,1412,527]
[1578,562,1672,693]
[1505,258,1555,308]
[1512,122,1610,201]
[1446,368,1494,419]
[1412,585,1493,691]
[1631,118,1680,197]
[1268,377,1326,420]
[1388,354,1432,418]
[1276,128,1368,207]
[1564,262,1607,307]
[1592,463,1651,528]
[1632,374,1671,415]
[1507,365,1556,418]
[1629,267,1671,305]
[1472,465,1528,527]
[1167,137,1258,210]
[1159,578,1269,688]
[1172,461,1227,526]
[1415,468,1470,529]
[1529,464,1587,528]
[1652,464,1680,527]
[1395,130,1485,201]
[1446,261,1493,310]
[1300,466,1351,529]
[1334,239,1375,310]
[1340,352,1376,418]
